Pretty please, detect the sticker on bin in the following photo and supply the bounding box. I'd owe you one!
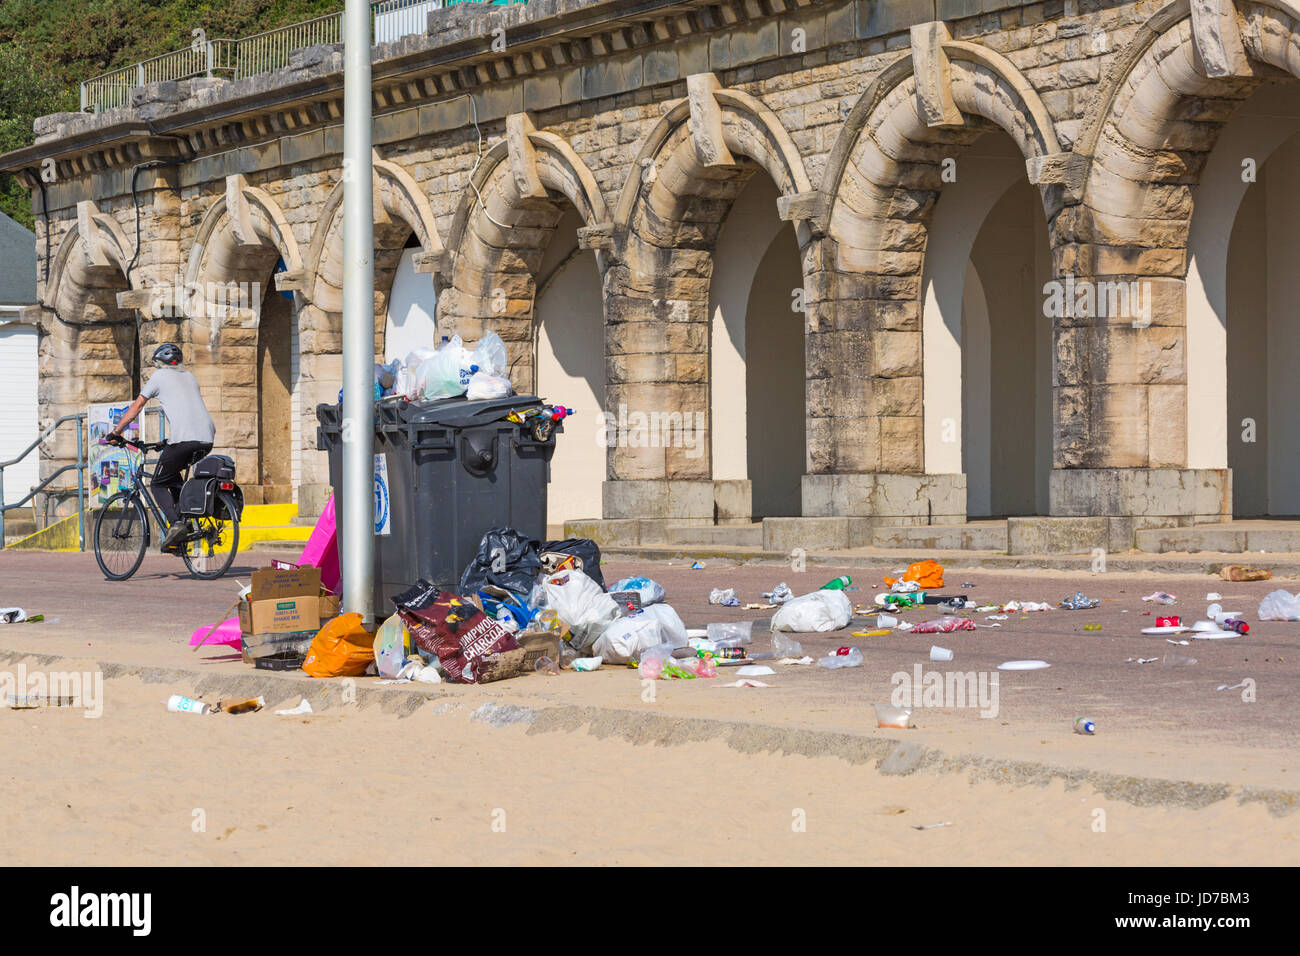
[374,453,391,536]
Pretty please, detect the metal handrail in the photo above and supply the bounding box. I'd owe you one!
[1,408,167,551]
[79,0,525,112]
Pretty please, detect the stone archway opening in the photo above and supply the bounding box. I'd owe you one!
[708,175,805,519]
[383,232,439,363]
[921,131,1052,519]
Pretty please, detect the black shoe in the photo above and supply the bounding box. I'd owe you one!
[161,522,187,553]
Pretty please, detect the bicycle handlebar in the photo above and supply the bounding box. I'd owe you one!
[101,435,168,452]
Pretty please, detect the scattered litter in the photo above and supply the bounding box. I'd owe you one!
[1125,657,1159,664]
[875,703,913,728]
[820,575,852,590]
[219,696,264,715]
[817,646,863,668]
[853,629,892,638]
[762,583,794,604]
[876,613,899,628]
[166,694,211,715]
[1083,624,1101,631]
[735,664,775,677]
[610,576,666,606]
[1258,589,1300,621]
[1141,591,1177,605]
[913,822,952,830]
[1073,717,1096,735]
[1205,592,1222,601]
[1220,565,1272,582]
[884,560,944,589]
[986,614,1009,621]
[1165,639,1190,646]
[777,656,815,665]
[1002,601,1052,612]
[910,616,976,634]
[0,608,29,624]
[571,656,603,671]
[275,699,313,716]
[718,679,770,688]
[1162,651,1197,667]
[1217,681,1250,692]
[771,590,852,632]
[997,660,1050,671]
[770,633,803,658]
[961,582,975,588]
[1141,625,1188,635]
[744,603,777,610]
[534,656,560,676]
[1060,591,1099,610]
[929,645,954,662]
[689,561,705,570]
[708,587,740,607]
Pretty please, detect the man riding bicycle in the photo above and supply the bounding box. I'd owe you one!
[108,344,216,554]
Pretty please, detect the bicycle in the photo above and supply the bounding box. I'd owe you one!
[92,435,243,581]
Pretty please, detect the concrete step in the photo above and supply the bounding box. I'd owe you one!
[665,523,764,547]
[872,521,1009,551]
[1136,522,1300,554]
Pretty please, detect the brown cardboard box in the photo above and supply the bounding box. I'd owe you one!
[319,591,340,619]
[515,630,561,669]
[238,566,323,635]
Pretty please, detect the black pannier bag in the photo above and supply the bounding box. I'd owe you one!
[178,478,216,517]
[193,454,236,480]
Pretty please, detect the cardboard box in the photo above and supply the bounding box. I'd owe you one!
[238,566,323,635]
[515,630,561,669]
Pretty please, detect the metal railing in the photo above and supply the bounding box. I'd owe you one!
[1,409,166,551]
[80,0,527,112]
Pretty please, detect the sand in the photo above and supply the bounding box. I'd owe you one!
[1,673,1295,866]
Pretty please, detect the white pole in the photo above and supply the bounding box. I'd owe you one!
[341,0,375,625]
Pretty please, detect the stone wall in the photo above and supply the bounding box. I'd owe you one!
[5,0,1282,525]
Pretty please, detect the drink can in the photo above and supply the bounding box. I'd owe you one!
[1156,615,1181,628]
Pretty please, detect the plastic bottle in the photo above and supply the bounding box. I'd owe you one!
[1222,618,1250,635]
[817,646,863,669]
[1073,717,1096,735]
[820,575,852,590]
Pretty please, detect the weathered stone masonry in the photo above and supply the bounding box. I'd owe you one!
[4,0,1289,542]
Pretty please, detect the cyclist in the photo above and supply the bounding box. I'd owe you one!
[108,344,216,553]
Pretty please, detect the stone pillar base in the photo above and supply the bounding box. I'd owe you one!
[601,479,751,523]
[1049,468,1231,521]
[297,482,333,520]
[801,473,967,522]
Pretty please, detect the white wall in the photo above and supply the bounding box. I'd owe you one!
[0,318,38,506]
[384,246,439,363]
[533,208,605,528]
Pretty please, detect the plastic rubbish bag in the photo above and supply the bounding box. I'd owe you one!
[466,370,512,400]
[763,583,794,604]
[770,590,852,633]
[471,331,509,378]
[818,646,863,668]
[639,603,687,646]
[1060,591,1099,610]
[458,527,542,602]
[302,613,376,678]
[884,559,944,590]
[592,610,665,664]
[540,538,605,590]
[709,587,739,607]
[1258,589,1300,621]
[542,569,622,650]
[373,613,412,679]
[420,335,477,401]
[610,576,666,606]
[770,632,803,658]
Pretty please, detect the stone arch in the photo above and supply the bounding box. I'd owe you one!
[439,114,612,393]
[607,75,814,522]
[46,202,136,325]
[304,155,445,320]
[1048,0,1300,504]
[804,24,1062,526]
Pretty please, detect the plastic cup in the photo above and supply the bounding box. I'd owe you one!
[166,694,210,715]
[875,703,912,729]
[929,645,953,662]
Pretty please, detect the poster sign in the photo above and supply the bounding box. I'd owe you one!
[86,403,140,507]
[374,453,391,536]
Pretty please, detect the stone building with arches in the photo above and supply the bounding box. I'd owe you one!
[3,0,1295,551]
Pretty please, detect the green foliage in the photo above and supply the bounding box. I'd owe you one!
[0,0,343,226]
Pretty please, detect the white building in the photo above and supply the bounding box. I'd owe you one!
[0,212,38,507]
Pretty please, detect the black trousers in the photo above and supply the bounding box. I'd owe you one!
[152,441,212,525]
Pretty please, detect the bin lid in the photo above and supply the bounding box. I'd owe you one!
[397,394,543,428]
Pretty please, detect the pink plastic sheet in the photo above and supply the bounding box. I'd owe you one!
[189,617,241,648]
[297,494,340,594]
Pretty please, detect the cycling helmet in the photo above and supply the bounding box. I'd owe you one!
[152,343,183,368]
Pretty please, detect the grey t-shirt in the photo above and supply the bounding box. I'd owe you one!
[142,367,216,444]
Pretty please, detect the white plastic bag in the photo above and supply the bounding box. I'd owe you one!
[542,569,622,650]
[610,575,666,605]
[770,590,852,633]
[466,370,512,400]
[592,612,664,664]
[373,613,410,679]
[420,335,477,401]
[472,331,509,378]
[638,603,687,646]
[1258,589,1300,621]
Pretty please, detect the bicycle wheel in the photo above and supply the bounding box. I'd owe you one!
[93,492,148,581]
[182,491,240,580]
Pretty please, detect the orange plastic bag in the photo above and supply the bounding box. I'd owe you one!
[301,613,375,678]
[883,559,945,590]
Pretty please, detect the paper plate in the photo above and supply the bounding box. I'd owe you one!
[1141,625,1189,635]
[1189,630,1239,640]
[998,660,1050,671]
